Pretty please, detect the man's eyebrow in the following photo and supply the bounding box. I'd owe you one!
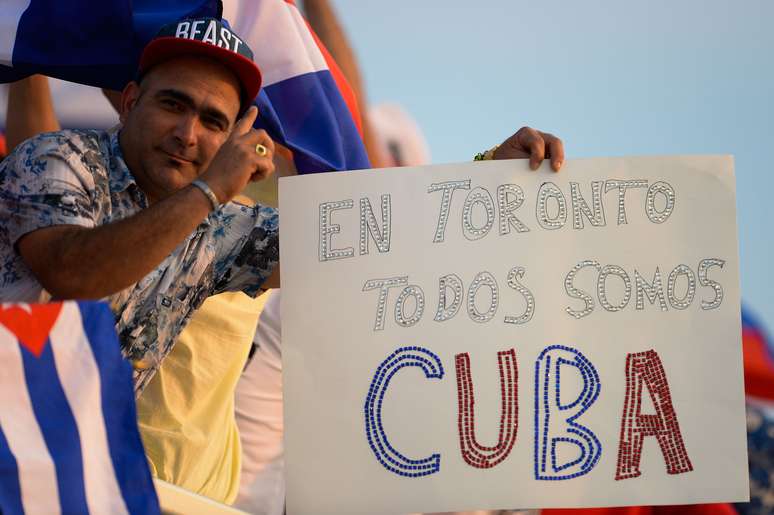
[155,88,231,128]
[155,88,195,108]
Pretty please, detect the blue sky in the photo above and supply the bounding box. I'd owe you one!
[334,0,774,329]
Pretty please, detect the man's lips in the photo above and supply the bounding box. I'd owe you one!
[159,149,196,165]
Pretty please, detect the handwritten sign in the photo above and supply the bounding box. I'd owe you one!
[279,156,748,515]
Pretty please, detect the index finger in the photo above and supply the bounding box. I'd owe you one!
[232,105,258,137]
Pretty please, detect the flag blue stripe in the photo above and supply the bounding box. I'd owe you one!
[0,427,24,515]
[256,70,370,173]
[10,0,136,90]
[77,302,160,515]
[21,340,89,514]
[1,0,220,90]
[131,0,223,43]
[742,303,774,361]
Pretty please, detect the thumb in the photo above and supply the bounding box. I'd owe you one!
[232,105,258,137]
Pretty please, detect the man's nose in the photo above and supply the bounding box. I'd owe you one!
[172,115,198,147]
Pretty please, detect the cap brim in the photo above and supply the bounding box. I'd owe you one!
[139,37,262,106]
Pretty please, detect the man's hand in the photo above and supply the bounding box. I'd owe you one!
[200,106,276,203]
[493,127,564,172]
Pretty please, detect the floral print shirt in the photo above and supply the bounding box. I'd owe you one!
[0,127,279,393]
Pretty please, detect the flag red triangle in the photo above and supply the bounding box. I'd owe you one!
[0,303,64,357]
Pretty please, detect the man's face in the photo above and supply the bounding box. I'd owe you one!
[119,56,242,202]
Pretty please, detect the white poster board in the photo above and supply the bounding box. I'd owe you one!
[279,156,748,515]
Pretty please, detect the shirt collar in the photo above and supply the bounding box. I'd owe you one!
[107,125,138,195]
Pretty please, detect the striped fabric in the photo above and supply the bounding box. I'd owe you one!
[0,0,369,174]
[0,302,159,514]
[230,0,368,172]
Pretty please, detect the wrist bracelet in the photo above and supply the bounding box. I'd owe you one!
[191,179,220,211]
[473,144,500,161]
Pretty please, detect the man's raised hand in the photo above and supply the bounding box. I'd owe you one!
[493,127,565,172]
[200,106,276,203]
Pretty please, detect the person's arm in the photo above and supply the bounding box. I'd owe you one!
[17,107,276,299]
[19,184,213,299]
[5,75,60,150]
[302,0,384,167]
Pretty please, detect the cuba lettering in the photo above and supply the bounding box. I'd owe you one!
[364,345,692,481]
[615,350,693,479]
[534,345,602,480]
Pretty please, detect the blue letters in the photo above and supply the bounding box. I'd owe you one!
[534,345,602,480]
[364,346,444,477]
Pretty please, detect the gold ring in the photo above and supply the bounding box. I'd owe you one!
[255,143,268,157]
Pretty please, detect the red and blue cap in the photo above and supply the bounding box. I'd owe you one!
[138,18,262,107]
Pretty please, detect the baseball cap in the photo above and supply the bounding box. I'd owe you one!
[138,17,262,108]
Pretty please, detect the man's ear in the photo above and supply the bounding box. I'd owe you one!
[118,81,141,124]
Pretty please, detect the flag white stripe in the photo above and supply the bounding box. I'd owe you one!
[0,323,61,515]
[231,0,328,87]
[0,0,32,66]
[49,303,129,515]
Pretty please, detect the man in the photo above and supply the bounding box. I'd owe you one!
[0,17,279,393]
[0,15,562,396]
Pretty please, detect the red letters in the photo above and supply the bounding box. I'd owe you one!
[455,349,518,469]
[615,350,693,480]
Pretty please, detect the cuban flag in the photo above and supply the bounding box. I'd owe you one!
[231,0,369,173]
[0,301,159,515]
[0,0,369,174]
